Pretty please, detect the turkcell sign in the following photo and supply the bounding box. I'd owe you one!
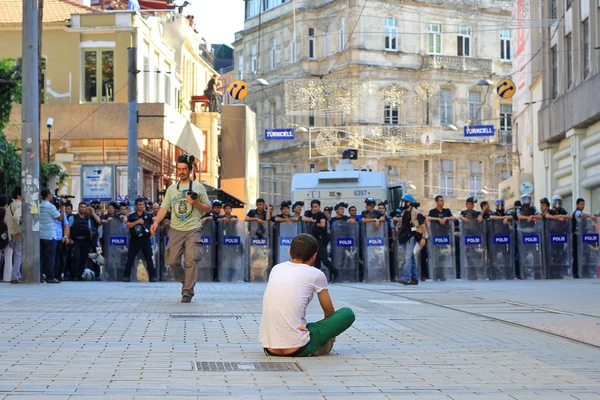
[464,125,495,137]
[200,236,211,245]
[550,234,568,244]
[109,236,128,246]
[583,233,599,243]
[337,238,355,247]
[251,237,268,246]
[493,235,511,245]
[464,235,482,245]
[433,236,450,245]
[223,236,241,246]
[280,236,293,246]
[265,128,295,140]
[522,234,540,244]
[367,237,384,246]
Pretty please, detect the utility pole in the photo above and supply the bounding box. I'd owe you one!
[21,0,41,283]
[127,47,138,208]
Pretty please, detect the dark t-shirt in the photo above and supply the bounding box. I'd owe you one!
[207,78,216,91]
[428,208,453,219]
[127,211,153,238]
[460,209,481,219]
[398,210,426,243]
[553,206,568,215]
[518,206,538,217]
[100,213,118,222]
[361,210,382,219]
[329,215,349,227]
[304,210,327,236]
[275,213,293,221]
[202,211,221,223]
[247,208,268,220]
[492,210,506,217]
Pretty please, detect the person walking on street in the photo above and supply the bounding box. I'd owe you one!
[123,198,157,282]
[39,189,64,283]
[395,194,426,285]
[150,154,210,303]
[4,187,22,283]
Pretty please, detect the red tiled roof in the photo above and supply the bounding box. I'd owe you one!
[0,0,100,24]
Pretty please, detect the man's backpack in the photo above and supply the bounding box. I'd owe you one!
[0,208,8,250]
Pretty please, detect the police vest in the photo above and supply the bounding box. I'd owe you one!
[71,215,90,240]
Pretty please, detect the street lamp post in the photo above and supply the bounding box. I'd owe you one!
[46,117,54,164]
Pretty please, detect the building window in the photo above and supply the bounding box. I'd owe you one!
[566,33,572,88]
[500,29,511,61]
[251,46,257,74]
[238,55,244,79]
[499,169,510,182]
[500,104,512,132]
[439,89,453,125]
[340,18,345,50]
[385,18,398,51]
[551,45,558,99]
[143,56,149,103]
[428,23,442,54]
[549,0,556,19]
[164,69,171,106]
[309,113,315,127]
[290,32,296,63]
[383,103,399,125]
[470,160,483,194]
[271,38,277,70]
[323,28,329,57]
[154,61,160,102]
[583,19,590,79]
[440,159,455,197]
[83,49,115,103]
[468,90,481,124]
[457,25,471,56]
[308,28,316,59]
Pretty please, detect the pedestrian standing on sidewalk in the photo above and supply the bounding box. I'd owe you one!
[4,187,22,284]
[123,198,156,282]
[39,189,64,283]
[150,154,210,303]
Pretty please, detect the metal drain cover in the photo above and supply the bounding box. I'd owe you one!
[193,361,303,372]
[170,313,241,319]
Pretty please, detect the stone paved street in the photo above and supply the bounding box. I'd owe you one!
[0,279,599,399]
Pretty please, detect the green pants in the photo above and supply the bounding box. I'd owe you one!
[294,307,355,357]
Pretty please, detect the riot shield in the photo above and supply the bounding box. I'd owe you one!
[247,220,272,282]
[360,221,390,282]
[276,221,301,264]
[331,220,360,282]
[487,219,516,280]
[197,220,216,282]
[218,218,247,282]
[302,221,314,234]
[517,219,545,279]
[576,217,600,278]
[427,221,456,281]
[459,220,487,280]
[102,219,131,281]
[543,218,573,279]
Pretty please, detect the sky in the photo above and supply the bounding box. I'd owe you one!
[188,0,245,46]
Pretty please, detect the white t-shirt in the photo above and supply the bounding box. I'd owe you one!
[259,261,328,349]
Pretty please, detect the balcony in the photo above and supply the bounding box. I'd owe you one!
[424,55,493,73]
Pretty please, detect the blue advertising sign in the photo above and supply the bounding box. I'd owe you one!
[250,237,268,246]
[223,236,241,246]
[522,234,540,244]
[336,238,355,247]
[433,236,450,245]
[279,237,293,246]
[583,233,599,244]
[464,235,482,245]
[109,236,128,246]
[265,128,295,140]
[464,125,495,137]
[493,235,511,245]
[550,234,568,244]
[367,237,385,246]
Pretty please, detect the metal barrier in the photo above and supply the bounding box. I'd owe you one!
[361,221,390,282]
[543,218,573,279]
[247,221,272,282]
[102,219,131,281]
[517,219,545,279]
[276,221,301,264]
[198,220,217,282]
[459,220,487,280]
[331,220,360,282]
[487,219,516,280]
[576,217,600,278]
[427,221,456,281]
[218,218,247,282]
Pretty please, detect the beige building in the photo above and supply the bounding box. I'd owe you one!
[234,0,517,213]
[1,1,220,202]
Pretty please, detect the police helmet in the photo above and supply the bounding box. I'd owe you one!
[401,193,416,204]
[334,201,348,211]
[364,197,376,206]
[540,197,550,206]
[212,200,223,207]
[551,195,562,205]
[280,200,292,209]
[520,193,532,204]
[494,198,505,208]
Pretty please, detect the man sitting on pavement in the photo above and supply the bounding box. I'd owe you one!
[259,234,355,357]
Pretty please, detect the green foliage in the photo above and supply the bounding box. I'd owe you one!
[0,133,22,195]
[40,162,69,189]
[0,58,22,134]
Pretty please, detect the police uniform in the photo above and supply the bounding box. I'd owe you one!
[123,211,156,281]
